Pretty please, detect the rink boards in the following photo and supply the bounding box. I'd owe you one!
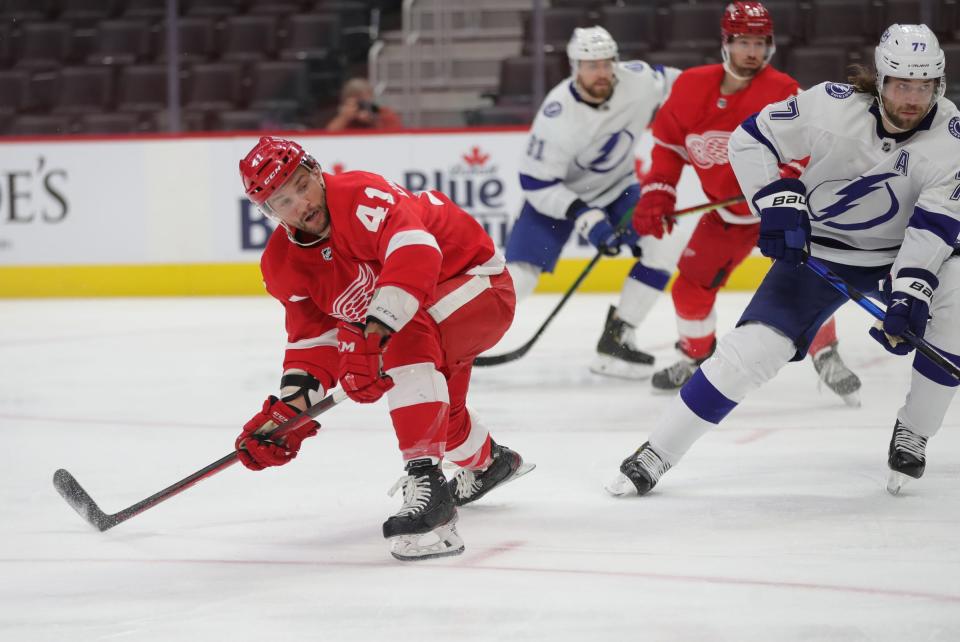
[0,128,770,297]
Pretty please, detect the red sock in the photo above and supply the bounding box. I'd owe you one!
[390,401,449,462]
[680,334,715,360]
[809,316,837,358]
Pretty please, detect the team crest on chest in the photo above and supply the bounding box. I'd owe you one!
[808,172,900,230]
[331,263,376,322]
[684,131,731,169]
[322,247,333,261]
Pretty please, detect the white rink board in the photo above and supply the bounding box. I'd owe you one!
[0,130,707,266]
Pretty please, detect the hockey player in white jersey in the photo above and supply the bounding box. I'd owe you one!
[504,26,681,379]
[607,24,960,496]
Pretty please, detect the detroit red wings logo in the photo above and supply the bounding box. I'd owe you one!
[331,263,376,322]
[685,130,731,169]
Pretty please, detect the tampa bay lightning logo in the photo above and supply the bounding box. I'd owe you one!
[807,173,900,230]
[543,101,562,117]
[825,83,854,99]
[574,129,635,174]
[948,116,960,140]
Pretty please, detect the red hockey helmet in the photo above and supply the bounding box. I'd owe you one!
[721,2,774,41]
[239,136,313,207]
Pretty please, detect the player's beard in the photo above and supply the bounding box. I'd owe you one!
[581,78,614,102]
[884,102,928,131]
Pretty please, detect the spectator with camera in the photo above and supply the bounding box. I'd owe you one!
[325,78,403,131]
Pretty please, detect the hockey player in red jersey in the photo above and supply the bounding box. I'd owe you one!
[235,136,533,561]
[633,1,862,405]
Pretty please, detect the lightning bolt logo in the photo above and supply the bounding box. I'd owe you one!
[809,172,901,231]
[575,129,635,174]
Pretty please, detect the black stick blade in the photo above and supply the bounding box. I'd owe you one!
[52,469,115,532]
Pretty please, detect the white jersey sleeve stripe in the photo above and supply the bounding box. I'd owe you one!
[384,229,441,260]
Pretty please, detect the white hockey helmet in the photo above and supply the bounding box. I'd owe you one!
[875,24,946,101]
[567,26,618,71]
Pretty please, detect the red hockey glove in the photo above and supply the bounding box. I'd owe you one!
[337,323,394,403]
[235,396,319,471]
[633,182,677,239]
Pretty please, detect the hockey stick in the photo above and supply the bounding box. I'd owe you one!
[52,388,349,532]
[805,256,960,381]
[474,195,747,367]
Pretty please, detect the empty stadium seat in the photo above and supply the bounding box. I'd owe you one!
[279,14,341,61]
[16,23,73,70]
[249,60,309,113]
[221,15,278,62]
[883,0,925,27]
[787,46,849,89]
[807,0,871,47]
[186,62,244,111]
[493,55,567,106]
[0,70,29,117]
[87,19,151,65]
[156,17,215,63]
[599,5,658,58]
[764,0,805,49]
[666,4,721,53]
[53,66,114,114]
[117,64,170,112]
[522,7,590,55]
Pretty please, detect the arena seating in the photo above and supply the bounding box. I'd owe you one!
[0,0,380,135]
[473,0,960,126]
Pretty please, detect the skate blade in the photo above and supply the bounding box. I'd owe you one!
[389,521,465,561]
[840,390,861,408]
[512,461,536,481]
[589,355,655,381]
[886,470,911,496]
[604,472,639,497]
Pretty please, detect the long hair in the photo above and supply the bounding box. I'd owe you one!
[848,63,879,97]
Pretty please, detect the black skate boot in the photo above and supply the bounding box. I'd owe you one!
[383,458,464,560]
[605,442,672,496]
[812,343,862,407]
[651,341,714,392]
[448,441,535,507]
[886,420,928,495]
[590,305,655,380]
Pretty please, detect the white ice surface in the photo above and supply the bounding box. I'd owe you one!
[1,292,958,641]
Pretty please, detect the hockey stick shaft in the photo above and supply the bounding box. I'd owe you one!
[805,257,960,381]
[53,388,349,531]
[473,195,747,367]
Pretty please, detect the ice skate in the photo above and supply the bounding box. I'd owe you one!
[605,442,671,497]
[383,458,464,560]
[590,305,656,380]
[448,441,535,507]
[651,342,713,392]
[812,343,862,407]
[886,420,928,495]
